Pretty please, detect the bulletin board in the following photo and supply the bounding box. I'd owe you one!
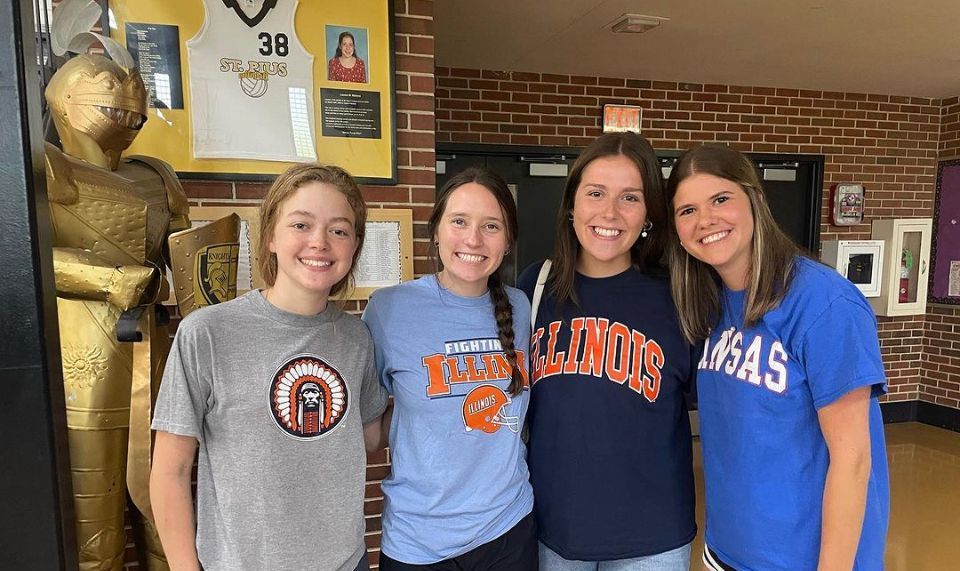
[931,159,960,304]
[107,0,396,183]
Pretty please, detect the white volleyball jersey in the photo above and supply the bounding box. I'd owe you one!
[187,0,316,162]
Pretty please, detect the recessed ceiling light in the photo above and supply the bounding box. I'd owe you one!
[610,14,668,34]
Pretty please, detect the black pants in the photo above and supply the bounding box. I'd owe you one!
[378,512,537,571]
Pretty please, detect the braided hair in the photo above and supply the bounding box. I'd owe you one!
[429,167,524,396]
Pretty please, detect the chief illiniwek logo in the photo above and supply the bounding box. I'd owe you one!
[269,356,348,439]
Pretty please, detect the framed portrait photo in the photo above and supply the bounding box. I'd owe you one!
[107,0,397,183]
[325,25,370,84]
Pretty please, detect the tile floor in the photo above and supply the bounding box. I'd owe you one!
[687,422,960,570]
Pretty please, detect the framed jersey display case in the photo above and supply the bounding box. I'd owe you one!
[107,0,397,184]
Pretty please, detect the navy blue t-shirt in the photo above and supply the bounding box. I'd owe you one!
[518,263,697,560]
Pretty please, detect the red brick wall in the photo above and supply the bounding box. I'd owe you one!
[921,98,960,410]
[436,66,948,405]
[939,97,960,156]
[922,306,960,409]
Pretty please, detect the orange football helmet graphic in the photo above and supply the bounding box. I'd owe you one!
[462,384,519,434]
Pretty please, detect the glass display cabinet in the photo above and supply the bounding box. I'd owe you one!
[869,218,933,317]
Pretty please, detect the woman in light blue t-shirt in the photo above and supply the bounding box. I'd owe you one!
[363,167,536,570]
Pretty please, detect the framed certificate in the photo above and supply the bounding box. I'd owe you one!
[339,208,414,301]
[107,0,397,183]
[602,104,642,134]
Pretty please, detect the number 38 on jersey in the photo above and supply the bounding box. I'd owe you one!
[258,32,289,56]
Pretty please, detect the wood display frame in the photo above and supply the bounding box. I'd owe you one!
[339,208,414,301]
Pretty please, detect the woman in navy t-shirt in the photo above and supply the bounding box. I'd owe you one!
[518,133,697,570]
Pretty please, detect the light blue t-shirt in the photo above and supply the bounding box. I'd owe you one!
[362,275,534,564]
[697,257,889,570]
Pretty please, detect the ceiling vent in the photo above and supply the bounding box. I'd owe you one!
[610,14,668,34]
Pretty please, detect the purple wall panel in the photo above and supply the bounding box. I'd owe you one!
[932,161,960,302]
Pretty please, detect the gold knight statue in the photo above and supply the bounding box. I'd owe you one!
[45,42,238,571]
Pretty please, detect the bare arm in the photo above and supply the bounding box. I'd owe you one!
[150,432,201,571]
[362,399,393,453]
[817,386,873,571]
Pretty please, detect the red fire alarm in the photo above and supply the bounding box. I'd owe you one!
[829,183,865,226]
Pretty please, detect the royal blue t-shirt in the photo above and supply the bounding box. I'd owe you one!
[697,257,889,570]
[518,263,697,560]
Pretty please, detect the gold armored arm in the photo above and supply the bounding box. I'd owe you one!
[53,248,157,311]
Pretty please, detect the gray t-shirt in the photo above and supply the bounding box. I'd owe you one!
[153,290,388,571]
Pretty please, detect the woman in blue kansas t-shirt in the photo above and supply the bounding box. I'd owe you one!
[665,144,889,571]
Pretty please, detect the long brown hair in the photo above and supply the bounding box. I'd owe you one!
[664,144,800,343]
[257,163,367,298]
[429,167,525,396]
[550,132,667,309]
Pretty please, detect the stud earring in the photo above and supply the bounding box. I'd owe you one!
[640,220,653,238]
[504,248,511,256]
[568,213,574,221]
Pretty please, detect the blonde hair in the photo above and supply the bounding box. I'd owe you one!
[664,145,800,343]
[257,163,367,298]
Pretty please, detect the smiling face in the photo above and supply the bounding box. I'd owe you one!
[339,34,355,58]
[672,172,755,289]
[435,182,510,297]
[572,154,647,277]
[268,182,358,308]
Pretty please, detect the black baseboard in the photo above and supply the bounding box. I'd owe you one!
[880,400,960,433]
[916,401,960,432]
[880,401,917,423]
